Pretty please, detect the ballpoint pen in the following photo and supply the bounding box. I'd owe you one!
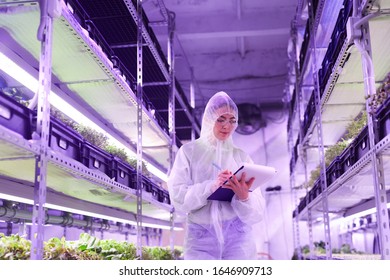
[212,162,222,171]
[212,162,244,186]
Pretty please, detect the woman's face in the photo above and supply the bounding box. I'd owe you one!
[213,113,237,141]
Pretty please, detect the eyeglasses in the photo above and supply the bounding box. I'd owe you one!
[216,118,237,126]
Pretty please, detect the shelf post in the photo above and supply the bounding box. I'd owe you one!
[167,9,177,256]
[145,227,150,246]
[168,11,176,169]
[169,209,175,252]
[289,21,302,259]
[190,67,196,141]
[136,0,144,260]
[18,204,27,237]
[308,0,332,259]
[30,0,60,260]
[353,5,390,259]
[158,228,163,247]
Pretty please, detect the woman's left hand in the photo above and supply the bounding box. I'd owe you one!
[224,172,255,201]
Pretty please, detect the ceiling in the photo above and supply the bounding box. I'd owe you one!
[143,0,297,111]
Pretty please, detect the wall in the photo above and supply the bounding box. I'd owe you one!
[233,110,293,259]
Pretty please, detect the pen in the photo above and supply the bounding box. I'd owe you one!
[222,165,244,185]
[213,164,253,192]
[213,162,229,186]
[212,162,222,170]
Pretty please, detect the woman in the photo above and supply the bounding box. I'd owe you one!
[167,91,265,260]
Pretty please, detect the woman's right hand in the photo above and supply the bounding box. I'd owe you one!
[212,169,232,191]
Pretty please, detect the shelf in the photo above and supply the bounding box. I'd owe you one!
[289,0,390,259]
[292,0,390,217]
[0,124,178,226]
[293,3,390,175]
[65,0,200,143]
[304,253,381,260]
[289,1,345,172]
[298,0,344,87]
[362,0,390,11]
[297,134,390,221]
[303,5,390,145]
[0,1,174,172]
[0,177,176,229]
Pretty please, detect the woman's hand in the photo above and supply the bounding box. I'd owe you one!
[211,169,232,192]
[224,172,255,201]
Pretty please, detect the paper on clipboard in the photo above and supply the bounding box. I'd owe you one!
[234,163,277,191]
[207,163,277,201]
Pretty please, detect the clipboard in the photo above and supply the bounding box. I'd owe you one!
[207,163,277,201]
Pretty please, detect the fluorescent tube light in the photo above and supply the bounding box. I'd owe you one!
[45,203,182,230]
[342,203,390,221]
[0,193,34,206]
[0,52,39,93]
[0,51,168,182]
[0,193,182,230]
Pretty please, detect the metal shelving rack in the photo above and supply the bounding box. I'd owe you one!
[288,0,390,259]
[0,0,188,259]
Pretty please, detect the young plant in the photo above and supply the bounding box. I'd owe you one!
[104,144,129,162]
[50,109,151,176]
[74,124,109,148]
[344,110,367,140]
[324,139,349,166]
[0,233,31,260]
[50,107,77,129]
[306,110,367,188]
[127,157,150,176]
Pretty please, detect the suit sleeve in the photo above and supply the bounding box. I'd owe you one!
[167,146,215,214]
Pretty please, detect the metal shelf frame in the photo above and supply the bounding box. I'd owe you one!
[0,125,175,218]
[299,135,390,220]
[289,0,390,259]
[0,0,186,259]
[0,0,194,172]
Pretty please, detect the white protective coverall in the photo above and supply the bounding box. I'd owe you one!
[167,91,265,260]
